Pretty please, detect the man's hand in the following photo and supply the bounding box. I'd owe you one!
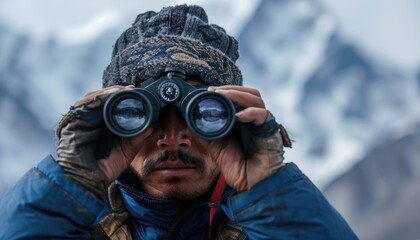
[207,86,290,193]
[56,85,152,196]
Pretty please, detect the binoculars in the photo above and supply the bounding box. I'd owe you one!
[103,68,252,144]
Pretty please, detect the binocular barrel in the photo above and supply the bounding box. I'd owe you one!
[103,68,237,140]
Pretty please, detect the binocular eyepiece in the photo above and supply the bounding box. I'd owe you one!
[103,68,239,140]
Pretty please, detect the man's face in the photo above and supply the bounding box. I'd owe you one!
[129,80,221,200]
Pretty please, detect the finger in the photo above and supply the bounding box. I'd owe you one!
[236,107,269,125]
[125,126,154,147]
[75,85,135,109]
[97,127,154,181]
[82,85,130,99]
[210,88,265,109]
[208,85,261,97]
[123,127,154,159]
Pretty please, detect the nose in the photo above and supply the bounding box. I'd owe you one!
[156,107,192,151]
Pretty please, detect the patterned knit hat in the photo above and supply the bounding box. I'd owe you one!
[102,4,242,88]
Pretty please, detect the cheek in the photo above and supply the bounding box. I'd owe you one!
[129,137,157,174]
[130,155,145,176]
[196,133,229,150]
[195,138,226,161]
[136,131,161,156]
[194,139,221,172]
[193,137,213,155]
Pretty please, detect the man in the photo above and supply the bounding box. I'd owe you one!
[0,4,357,239]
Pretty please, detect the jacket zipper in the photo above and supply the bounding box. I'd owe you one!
[120,184,246,239]
[164,202,208,240]
[121,184,211,239]
[120,184,162,204]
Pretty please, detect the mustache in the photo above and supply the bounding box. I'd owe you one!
[143,150,205,175]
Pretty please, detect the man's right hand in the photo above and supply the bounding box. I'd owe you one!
[56,85,152,196]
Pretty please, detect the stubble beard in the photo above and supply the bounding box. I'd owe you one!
[141,150,219,201]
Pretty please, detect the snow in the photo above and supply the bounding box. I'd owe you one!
[0,0,419,191]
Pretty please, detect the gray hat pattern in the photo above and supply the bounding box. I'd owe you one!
[102,5,242,88]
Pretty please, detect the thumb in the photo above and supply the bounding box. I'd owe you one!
[98,127,153,181]
[122,127,154,161]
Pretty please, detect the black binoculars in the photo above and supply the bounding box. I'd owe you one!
[103,68,251,141]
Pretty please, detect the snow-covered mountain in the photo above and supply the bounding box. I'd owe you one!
[324,124,420,239]
[238,1,420,237]
[0,22,122,193]
[238,0,420,184]
[1,0,419,238]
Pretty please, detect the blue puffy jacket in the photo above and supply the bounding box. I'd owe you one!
[0,155,357,239]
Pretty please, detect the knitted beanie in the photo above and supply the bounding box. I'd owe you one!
[102,4,242,88]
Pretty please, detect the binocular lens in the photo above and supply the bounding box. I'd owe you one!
[103,74,236,140]
[185,92,236,140]
[104,90,155,138]
[111,98,146,130]
[192,99,229,133]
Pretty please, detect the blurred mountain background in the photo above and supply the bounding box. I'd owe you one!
[0,0,419,239]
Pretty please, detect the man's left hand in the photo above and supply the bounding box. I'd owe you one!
[207,86,288,193]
